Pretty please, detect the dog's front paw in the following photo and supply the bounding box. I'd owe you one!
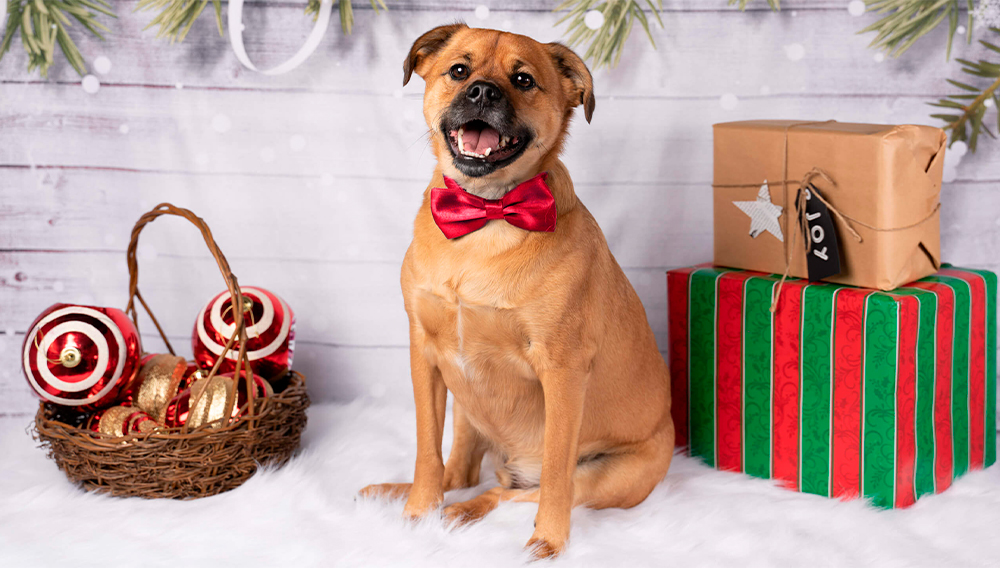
[358,483,412,501]
[525,533,565,560]
[402,488,443,520]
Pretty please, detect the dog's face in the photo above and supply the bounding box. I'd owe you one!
[404,25,594,192]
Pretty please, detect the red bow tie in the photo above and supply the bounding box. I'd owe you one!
[430,173,557,239]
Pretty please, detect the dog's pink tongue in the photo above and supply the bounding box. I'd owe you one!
[461,129,481,152]
[475,127,500,154]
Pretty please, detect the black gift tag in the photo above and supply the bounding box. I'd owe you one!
[801,184,842,281]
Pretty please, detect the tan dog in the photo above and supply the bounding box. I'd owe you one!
[360,24,674,558]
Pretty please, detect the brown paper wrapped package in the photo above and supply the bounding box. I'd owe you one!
[713,120,947,291]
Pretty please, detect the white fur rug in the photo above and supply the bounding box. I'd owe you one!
[2,401,999,568]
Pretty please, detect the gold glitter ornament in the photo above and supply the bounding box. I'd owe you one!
[185,374,236,430]
[130,354,187,422]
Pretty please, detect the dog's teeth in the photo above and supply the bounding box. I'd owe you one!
[484,147,491,157]
[457,127,465,153]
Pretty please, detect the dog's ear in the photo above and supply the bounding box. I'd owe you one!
[403,23,468,86]
[546,42,595,123]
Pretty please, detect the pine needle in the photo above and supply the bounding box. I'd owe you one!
[306,0,387,35]
[860,0,974,59]
[0,0,116,76]
[728,0,781,10]
[928,27,1000,152]
[136,0,223,43]
[554,0,664,70]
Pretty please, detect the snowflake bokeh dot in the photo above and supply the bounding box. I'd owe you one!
[93,56,112,75]
[847,1,865,17]
[585,10,605,30]
[720,93,739,111]
[784,43,805,61]
[81,75,100,94]
[475,5,489,20]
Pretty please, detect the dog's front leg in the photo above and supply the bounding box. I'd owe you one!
[527,365,588,558]
[402,326,448,520]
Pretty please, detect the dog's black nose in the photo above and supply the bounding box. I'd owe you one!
[466,81,502,105]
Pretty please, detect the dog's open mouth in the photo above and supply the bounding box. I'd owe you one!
[445,119,528,164]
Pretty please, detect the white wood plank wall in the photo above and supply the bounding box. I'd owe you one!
[2,1,998,415]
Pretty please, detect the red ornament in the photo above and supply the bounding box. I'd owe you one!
[192,287,294,381]
[227,370,274,418]
[22,303,142,411]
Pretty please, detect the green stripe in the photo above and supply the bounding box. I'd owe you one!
[962,267,998,467]
[742,274,778,479]
[894,288,939,498]
[688,268,730,467]
[862,293,900,508]
[924,275,972,477]
[799,283,839,497]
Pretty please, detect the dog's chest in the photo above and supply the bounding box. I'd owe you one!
[414,285,533,375]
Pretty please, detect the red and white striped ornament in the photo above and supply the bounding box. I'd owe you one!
[192,287,295,381]
[22,303,142,410]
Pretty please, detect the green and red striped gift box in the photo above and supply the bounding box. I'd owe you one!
[667,264,997,508]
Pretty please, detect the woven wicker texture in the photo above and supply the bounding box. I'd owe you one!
[31,204,310,499]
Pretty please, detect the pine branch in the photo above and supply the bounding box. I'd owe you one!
[728,0,781,10]
[929,27,1000,152]
[554,0,664,70]
[136,0,223,43]
[860,0,974,59]
[306,0,387,35]
[0,0,116,76]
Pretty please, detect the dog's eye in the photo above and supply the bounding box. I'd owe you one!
[449,64,470,80]
[512,72,535,90]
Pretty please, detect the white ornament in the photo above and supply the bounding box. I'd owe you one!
[211,113,232,133]
[81,75,100,94]
[873,52,885,63]
[784,43,805,61]
[720,93,739,110]
[734,181,784,242]
[986,98,996,108]
[175,82,184,89]
[957,25,967,35]
[229,0,332,75]
[847,1,865,17]
[475,5,490,20]
[585,10,605,30]
[119,124,130,134]
[93,56,112,75]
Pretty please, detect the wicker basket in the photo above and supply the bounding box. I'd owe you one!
[33,204,309,499]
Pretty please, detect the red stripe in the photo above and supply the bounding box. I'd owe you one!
[910,281,955,491]
[772,280,808,490]
[831,288,874,500]
[668,268,697,449]
[716,272,754,472]
[940,269,988,470]
[893,294,919,508]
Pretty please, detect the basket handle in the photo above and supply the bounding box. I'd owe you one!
[124,203,258,425]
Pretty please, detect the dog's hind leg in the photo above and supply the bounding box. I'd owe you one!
[570,427,674,511]
[442,400,488,490]
[443,427,673,535]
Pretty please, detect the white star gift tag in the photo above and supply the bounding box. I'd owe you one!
[734,181,784,242]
